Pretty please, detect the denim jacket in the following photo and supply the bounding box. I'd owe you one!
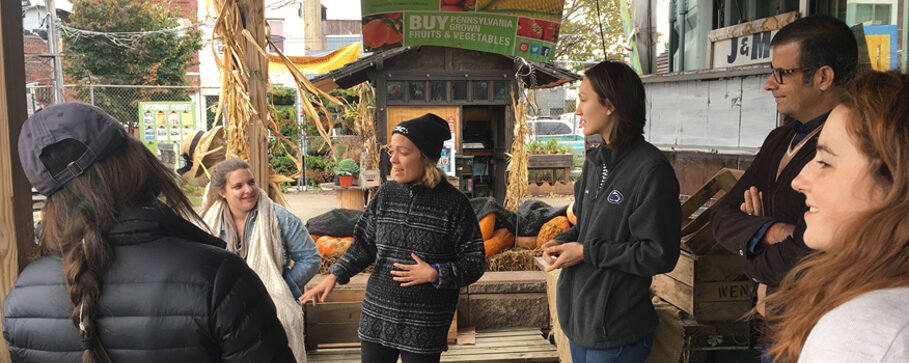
[218,203,321,299]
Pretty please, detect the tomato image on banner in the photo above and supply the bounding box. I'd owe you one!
[361,12,404,51]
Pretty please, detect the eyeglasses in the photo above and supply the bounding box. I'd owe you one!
[769,65,804,85]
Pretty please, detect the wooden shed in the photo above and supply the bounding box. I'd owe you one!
[310,45,579,203]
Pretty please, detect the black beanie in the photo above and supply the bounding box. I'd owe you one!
[392,113,452,162]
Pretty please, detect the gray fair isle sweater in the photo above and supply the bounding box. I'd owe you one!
[328,180,486,354]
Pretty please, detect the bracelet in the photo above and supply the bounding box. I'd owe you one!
[430,263,440,285]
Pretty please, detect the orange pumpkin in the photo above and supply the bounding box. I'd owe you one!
[316,236,354,256]
[310,234,322,243]
[566,202,577,225]
[515,236,537,249]
[478,214,496,240]
[537,216,571,248]
[484,228,515,257]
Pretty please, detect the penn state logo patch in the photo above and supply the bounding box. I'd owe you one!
[606,189,624,205]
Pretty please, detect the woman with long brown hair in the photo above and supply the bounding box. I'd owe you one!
[2,103,294,363]
[767,70,909,362]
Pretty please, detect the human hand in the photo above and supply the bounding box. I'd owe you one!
[756,283,768,316]
[299,274,337,306]
[541,240,565,266]
[391,253,438,287]
[740,186,764,216]
[544,242,584,272]
[763,223,796,245]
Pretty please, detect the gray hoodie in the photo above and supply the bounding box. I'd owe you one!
[554,136,681,349]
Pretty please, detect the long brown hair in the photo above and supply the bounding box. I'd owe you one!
[765,70,909,362]
[201,158,252,215]
[39,137,199,363]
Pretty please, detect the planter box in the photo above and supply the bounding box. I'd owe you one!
[528,154,573,184]
[527,154,573,169]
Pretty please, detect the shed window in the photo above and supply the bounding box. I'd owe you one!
[387,81,403,101]
[408,81,426,102]
[472,81,489,101]
[430,81,447,101]
[452,81,467,100]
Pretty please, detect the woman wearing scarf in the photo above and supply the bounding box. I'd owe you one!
[202,158,321,362]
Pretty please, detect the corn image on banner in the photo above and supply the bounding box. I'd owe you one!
[361,0,566,63]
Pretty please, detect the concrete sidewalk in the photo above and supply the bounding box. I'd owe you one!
[282,190,574,224]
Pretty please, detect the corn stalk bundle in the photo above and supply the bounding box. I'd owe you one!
[210,0,257,160]
[504,82,532,211]
[352,83,379,170]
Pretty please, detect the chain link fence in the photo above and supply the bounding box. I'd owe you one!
[24,83,369,189]
[25,83,220,130]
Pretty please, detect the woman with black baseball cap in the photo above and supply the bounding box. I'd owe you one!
[301,113,486,363]
[3,103,294,363]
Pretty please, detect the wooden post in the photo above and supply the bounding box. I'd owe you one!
[240,0,269,188]
[1,1,36,361]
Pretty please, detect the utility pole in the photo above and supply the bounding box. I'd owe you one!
[46,0,66,104]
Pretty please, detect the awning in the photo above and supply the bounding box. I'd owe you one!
[308,46,580,92]
[268,42,361,75]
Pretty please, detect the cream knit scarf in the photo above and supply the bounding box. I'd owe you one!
[203,188,307,362]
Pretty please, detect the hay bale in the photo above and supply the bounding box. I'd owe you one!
[486,248,543,272]
[318,254,373,275]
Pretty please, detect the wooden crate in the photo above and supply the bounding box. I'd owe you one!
[652,168,752,322]
[679,168,743,254]
[653,298,755,363]
[652,272,753,322]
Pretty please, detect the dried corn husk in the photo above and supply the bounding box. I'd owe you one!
[505,82,532,211]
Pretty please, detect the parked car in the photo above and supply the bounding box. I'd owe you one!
[527,114,585,155]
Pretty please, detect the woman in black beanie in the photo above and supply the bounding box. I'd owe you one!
[301,113,486,362]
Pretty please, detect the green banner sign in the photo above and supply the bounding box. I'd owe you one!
[138,101,198,170]
[361,0,565,63]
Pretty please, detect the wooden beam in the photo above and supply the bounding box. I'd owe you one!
[240,0,269,189]
[1,0,36,361]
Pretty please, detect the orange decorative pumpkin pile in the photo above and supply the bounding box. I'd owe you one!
[566,202,577,225]
[478,214,496,240]
[316,236,354,256]
[484,228,515,257]
[537,216,571,248]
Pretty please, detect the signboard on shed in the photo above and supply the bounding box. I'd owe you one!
[707,12,799,69]
[360,0,566,63]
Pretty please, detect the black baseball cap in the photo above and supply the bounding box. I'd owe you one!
[18,102,127,196]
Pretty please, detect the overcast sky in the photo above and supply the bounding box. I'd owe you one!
[325,0,361,20]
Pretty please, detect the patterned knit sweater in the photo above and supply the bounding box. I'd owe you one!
[328,180,486,354]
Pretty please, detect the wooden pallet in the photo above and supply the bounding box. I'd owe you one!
[307,328,558,362]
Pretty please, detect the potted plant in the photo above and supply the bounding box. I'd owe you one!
[334,158,359,187]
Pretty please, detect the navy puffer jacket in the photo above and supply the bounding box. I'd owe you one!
[2,207,295,363]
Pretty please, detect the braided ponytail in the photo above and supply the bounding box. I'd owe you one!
[38,137,201,362]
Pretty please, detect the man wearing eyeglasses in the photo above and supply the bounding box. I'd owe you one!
[709,15,858,316]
